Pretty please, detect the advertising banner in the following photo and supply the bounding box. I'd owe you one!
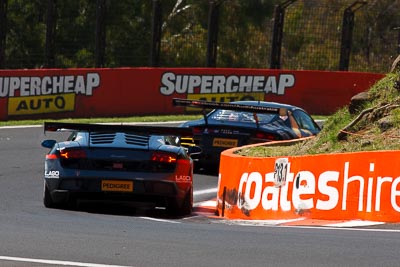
[218,148,400,222]
[0,68,384,120]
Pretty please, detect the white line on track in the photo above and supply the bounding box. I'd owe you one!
[324,220,385,227]
[193,188,218,196]
[0,125,41,129]
[0,256,133,267]
[138,188,217,223]
[193,200,216,208]
[138,217,181,223]
[278,225,400,233]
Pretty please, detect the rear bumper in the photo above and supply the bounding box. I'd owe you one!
[50,189,69,203]
[50,190,177,208]
[45,177,190,207]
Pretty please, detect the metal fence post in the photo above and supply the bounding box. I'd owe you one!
[339,1,367,71]
[95,0,107,68]
[206,1,219,67]
[150,0,162,67]
[45,0,56,68]
[0,0,7,69]
[393,27,400,55]
[269,0,297,69]
[221,186,226,217]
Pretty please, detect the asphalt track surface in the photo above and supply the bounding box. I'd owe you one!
[0,125,400,267]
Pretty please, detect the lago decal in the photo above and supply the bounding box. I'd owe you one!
[1,73,100,116]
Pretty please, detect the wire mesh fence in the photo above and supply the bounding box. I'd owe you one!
[0,0,399,73]
[279,1,345,71]
[159,1,209,67]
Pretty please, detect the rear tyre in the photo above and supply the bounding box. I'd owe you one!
[43,182,56,208]
[167,189,193,217]
[179,190,193,216]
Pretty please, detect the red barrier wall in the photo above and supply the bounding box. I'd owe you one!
[217,143,400,222]
[0,68,384,120]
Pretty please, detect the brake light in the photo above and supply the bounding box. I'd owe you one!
[59,149,87,159]
[151,152,177,163]
[46,154,59,160]
[255,132,276,140]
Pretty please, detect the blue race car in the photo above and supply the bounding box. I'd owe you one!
[173,98,321,170]
[41,122,201,216]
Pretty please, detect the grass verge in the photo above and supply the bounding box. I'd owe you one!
[0,114,203,127]
[236,73,400,157]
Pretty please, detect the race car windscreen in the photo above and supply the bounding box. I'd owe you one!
[210,109,278,123]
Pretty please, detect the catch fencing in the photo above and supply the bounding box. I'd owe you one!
[0,0,398,73]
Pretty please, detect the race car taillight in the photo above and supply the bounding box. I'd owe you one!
[151,152,177,163]
[46,153,59,160]
[59,149,87,159]
[255,132,276,140]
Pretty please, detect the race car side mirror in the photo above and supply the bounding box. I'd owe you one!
[41,139,57,148]
[187,146,202,156]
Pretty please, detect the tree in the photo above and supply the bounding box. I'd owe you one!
[6,0,46,68]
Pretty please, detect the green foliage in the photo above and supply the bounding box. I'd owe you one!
[216,0,276,68]
[6,0,47,68]
[237,73,400,157]
[105,0,152,67]
[159,0,208,67]
[1,0,399,71]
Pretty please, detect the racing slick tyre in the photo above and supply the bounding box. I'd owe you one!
[43,182,56,208]
[167,190,193,217]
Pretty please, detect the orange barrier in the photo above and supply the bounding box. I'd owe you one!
[0,68,383,120]
[217,143,400,222]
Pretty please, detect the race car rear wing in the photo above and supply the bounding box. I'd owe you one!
[44,122,193,137]
[172,98,286,127]
[172,98,282,114]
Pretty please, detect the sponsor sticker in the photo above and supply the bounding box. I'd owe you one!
[274,158,288,188]
[101,180,133,192]
[176,175,192,183]
[213,138,238,148]
[45,170,60,179]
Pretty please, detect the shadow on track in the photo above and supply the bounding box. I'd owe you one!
[61,200,189,220]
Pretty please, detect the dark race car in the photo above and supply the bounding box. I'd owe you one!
[173,98,321,170]
[41,122,201,216]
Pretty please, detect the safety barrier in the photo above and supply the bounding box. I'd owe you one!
[217,140,400,222]
[0,68,383,120]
